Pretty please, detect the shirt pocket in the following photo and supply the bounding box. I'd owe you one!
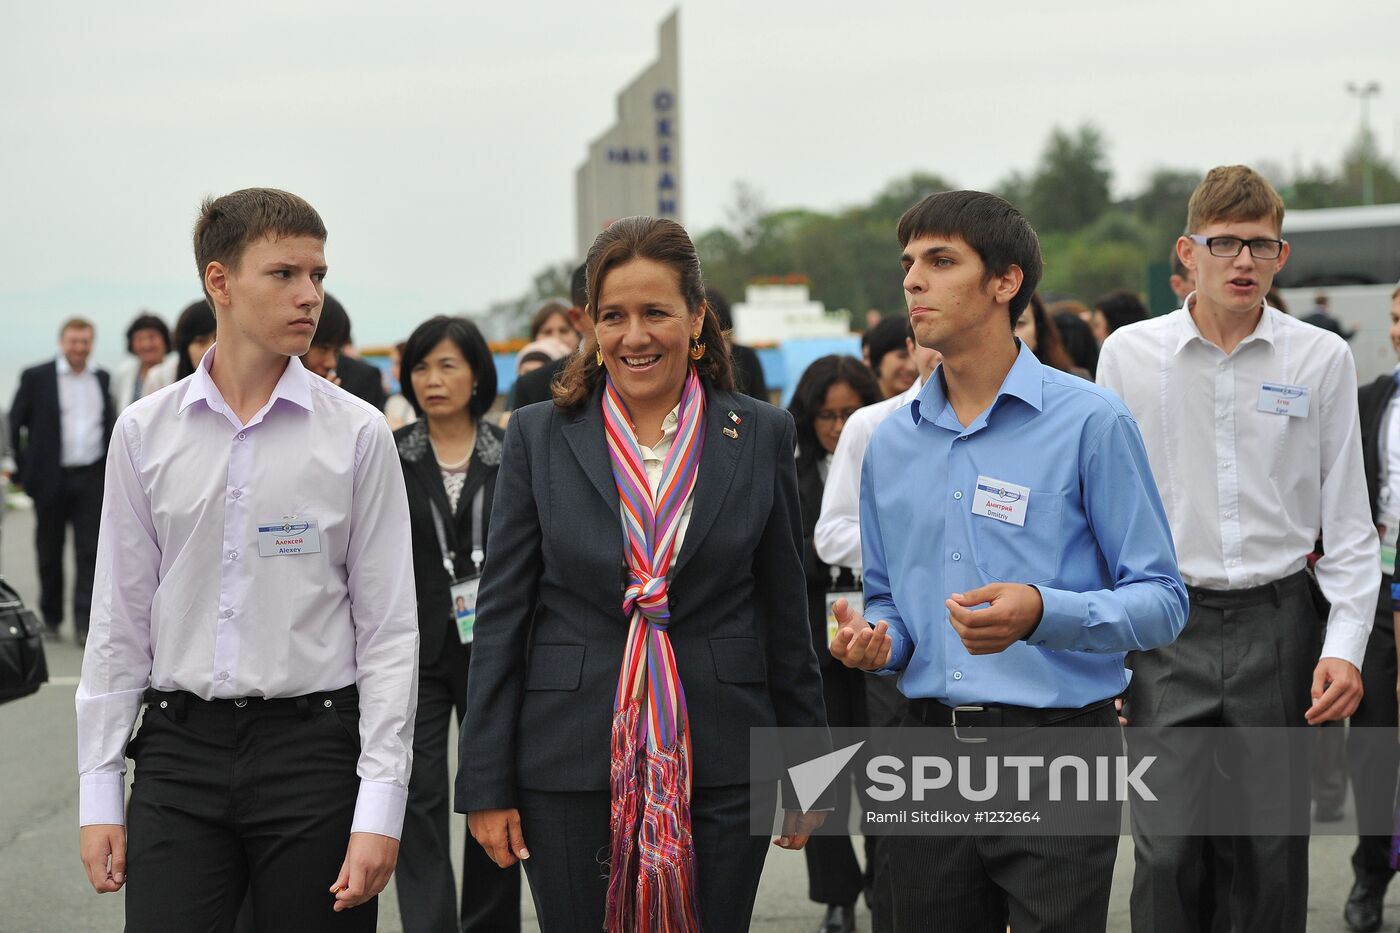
[971,492,1064,585]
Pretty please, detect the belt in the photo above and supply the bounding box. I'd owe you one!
[143,684,357,720]
[908,697,1115,744]
[1185,567,1310,610]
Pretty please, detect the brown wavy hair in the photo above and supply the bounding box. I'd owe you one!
[553,216,734,410]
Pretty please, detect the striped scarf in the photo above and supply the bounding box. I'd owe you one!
[602,366,706,932]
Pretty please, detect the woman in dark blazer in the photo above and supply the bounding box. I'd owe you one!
[457,217,830,932]
[787,354,881,933]
[394,316,519,933]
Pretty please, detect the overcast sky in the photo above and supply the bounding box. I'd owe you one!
[2,0,1398,397]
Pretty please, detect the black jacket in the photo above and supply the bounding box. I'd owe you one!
[455,385,829,811]
[396,419,505,668]
[796,454,858,667]
[1359,372,1397,523]
[9,359,115,505]
[336,353,388,412]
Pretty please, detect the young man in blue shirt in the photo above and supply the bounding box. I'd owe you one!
[831,190,1188,932]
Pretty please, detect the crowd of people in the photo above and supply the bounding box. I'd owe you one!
[1,168,1396,932]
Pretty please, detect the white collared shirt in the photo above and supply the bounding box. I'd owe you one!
[632,403,693,553]
[76,349,420,838]
[1098,300,1378,668]
[814,377,924,571]
[55,356,106,466]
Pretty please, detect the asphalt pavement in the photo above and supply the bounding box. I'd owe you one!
[0,505,1387,931]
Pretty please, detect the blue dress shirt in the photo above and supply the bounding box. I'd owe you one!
[860,341,1187,708]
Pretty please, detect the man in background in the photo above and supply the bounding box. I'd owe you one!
[302,294,388,411]
[9,317,115,644]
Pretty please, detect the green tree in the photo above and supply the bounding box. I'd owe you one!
[1025,125,1112,235]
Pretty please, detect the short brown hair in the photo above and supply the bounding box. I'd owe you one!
[553,217,734,411]
[58,317,94,338]
[192,188,327,308]
[1186,165,1285,235]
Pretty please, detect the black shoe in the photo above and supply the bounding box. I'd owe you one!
[1345,878,1385,933]
[817,904,856,933]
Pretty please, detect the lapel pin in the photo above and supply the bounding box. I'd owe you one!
[723,426,739,439]
[727,410,742,424]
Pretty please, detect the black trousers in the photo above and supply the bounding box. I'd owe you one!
[515,782,774,933]
[1347,577,1399,891]
[863,671,908,933]
[804,661,870,908]
[1126,571,1319,933]
[883,702,1120,932]
[399,635,521,933]
[33,460,103,633]
[125,686,375,933]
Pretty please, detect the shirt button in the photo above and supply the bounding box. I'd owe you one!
[237,432,247,441]
[218,671,230,681]
[953,671,963,681]
[222,609,234,619]
[230,489,241,499]
[228,550,239,560]
[953,491,963,501]
[952,552,961,562]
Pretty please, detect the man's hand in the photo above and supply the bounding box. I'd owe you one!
[773,809,827,851]
[468,808,530,869]
[1306,658,1362,725]
[945,584,1043,655]
[329,832,399,911]
[828,598,892,671]
[79,824,126,893]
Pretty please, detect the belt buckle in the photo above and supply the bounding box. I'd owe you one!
[951,705,987,744]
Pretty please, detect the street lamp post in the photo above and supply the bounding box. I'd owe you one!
[1346,80,1382,205]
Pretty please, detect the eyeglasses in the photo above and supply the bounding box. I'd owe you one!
[815,409,861,426]
[1187,234,1284,260]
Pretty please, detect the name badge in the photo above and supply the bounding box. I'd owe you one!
[451,576,481,644]
[825,591,863,647]
[972,475,1030,527]
[1257,383,1310,418]
[257,518,322,556]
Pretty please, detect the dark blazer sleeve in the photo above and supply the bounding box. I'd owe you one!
[8,369,30,484]
[1359,375,1396,522]
[754,412,833,807]
[456,412,544,812]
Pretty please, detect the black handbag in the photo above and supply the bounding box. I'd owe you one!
[0,576,49,704]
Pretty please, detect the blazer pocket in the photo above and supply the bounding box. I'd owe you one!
[710,637,767,685]
[525,643,586,691]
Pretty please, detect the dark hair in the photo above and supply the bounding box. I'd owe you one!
[1094,289,1149,336]
[399,315,498,420]
[788,355,881,471]
[193,188,326,309]
[554,216,734,410]
[528,300,573,341]
[1170,247,1189,280]
[125,313,171,355]
[706,287,733,331]
[173,300,217,380]
[897,190,1043,326]
[865,315,911,374]
[1051,311,1099,379]
[570,263,589,309]
[1024,294,1077,374]
[311,293,351,348]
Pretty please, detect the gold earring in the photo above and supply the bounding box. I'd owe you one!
[595,347,604,366]
[689,336,706,360]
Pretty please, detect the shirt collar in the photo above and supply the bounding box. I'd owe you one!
[1173,293,1277,355]
[180,345,316,419]
[909,339,1044,428]
[55,356,86,377]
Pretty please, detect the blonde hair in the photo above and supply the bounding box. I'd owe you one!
[1186,165,1285,235]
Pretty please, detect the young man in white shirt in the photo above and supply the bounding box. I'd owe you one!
[1098,165,1377,933]
[76,188,419,931]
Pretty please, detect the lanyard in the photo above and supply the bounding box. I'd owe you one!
[429,485,485,578]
